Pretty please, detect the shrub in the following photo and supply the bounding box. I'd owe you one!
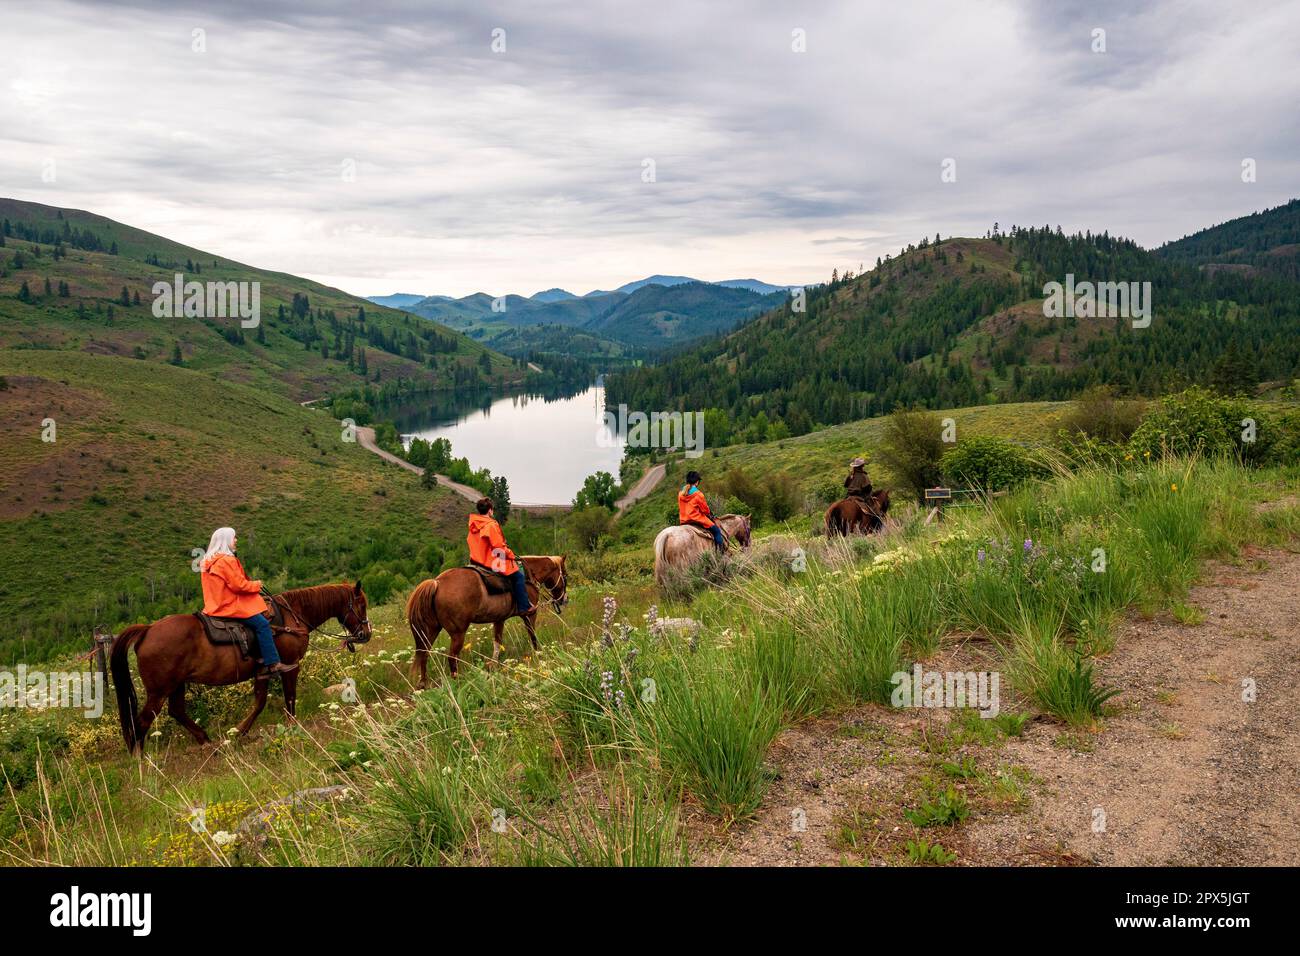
[941,435,1039,490]
[568,505,616,552]
[1059,386,1145,444]
[1127,387,1283,464]
[878,408,945,496]
[762,472,799,522]
[721,468,766,520]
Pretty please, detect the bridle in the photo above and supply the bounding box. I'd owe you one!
[339,588,373,651]
[267,586,372,653]
[543,560,568,613]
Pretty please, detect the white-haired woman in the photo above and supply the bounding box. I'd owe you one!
[199,527,297,675]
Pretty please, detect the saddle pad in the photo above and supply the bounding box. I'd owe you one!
[465,562,515,595]
[197,598,284,658]
[682,524,727,544]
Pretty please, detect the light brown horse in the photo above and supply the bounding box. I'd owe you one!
[825,489,891,536]
[406,556,568,686]
[652,513,752,588]
[110,582,371,753]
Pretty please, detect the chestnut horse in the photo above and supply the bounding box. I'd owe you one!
[406,556,568,686]
[652,513,752,588]
[825,489,891,536]
[110,582,371,753]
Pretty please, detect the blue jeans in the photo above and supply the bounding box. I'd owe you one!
[239,614,280,666]
[508,570,532,614]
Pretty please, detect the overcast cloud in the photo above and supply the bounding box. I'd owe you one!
[2,0,1297,297]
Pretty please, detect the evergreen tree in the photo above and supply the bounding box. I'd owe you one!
[490,475,511,523]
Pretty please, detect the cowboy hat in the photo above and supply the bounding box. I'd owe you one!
[850,457,866,468]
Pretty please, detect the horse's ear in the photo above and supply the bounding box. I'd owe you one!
[354,579,363,595]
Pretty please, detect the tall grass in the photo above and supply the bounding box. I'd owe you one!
[6,455,1295,864]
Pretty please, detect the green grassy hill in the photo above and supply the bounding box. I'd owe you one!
[0,197,537,663]
[0,349,479,664]
[0,198,525,400]
[613,400,1072,544]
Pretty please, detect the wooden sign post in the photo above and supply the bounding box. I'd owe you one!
[923,487,953,525]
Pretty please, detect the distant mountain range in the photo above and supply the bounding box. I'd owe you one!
[368,274,793,354]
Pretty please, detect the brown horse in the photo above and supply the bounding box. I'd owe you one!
[652,513,752,588]
[109,582,371,753]
[406,556,568,686]
[825,489,891,536]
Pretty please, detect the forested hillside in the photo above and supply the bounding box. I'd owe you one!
[607,220,1300,445]
[1157,197,1300,281]
[0,198,525,401]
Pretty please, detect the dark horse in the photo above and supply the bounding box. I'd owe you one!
[406,556,568,686]
[110,582,371,753]
[825,489,892,536]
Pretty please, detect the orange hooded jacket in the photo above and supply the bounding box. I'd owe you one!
[678,484,715,528]
[200,553,268,618]
[467,513,519,575]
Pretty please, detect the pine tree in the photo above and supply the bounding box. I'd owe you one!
[490,475,512,523]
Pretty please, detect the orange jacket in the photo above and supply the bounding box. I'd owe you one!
[467,514,518,575]
[200,553,268,618]
[678,485,714,528]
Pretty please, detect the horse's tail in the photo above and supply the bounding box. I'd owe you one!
[825,505,844,537]
[406,579,440,653]
[653,529,670,587]
[109,624,148,754]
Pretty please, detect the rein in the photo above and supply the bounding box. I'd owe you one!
[264,585,372,653]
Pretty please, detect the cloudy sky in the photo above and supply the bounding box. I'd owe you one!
[2,0,1297,298]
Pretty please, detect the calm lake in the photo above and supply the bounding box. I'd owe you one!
[390,384,624,505]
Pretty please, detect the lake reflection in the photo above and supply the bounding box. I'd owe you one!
[390,385,624,505]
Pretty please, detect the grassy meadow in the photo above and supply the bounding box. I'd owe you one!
[4,442,1297,866]
[0,349,488,663]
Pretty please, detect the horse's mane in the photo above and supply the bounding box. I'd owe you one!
[277,582,352,619]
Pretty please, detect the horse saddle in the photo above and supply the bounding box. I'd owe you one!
[465,561,525,595]
[197,598,285,659]
[682,523,729,545]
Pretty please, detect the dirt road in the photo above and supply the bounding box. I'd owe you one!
[695,546,1300,866]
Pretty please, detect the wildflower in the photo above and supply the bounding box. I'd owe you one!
[1023,538,1033,553]
[977,548,986,564]
[1170,483,1178,492]
[600,670,614,701]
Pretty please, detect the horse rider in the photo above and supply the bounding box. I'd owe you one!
[200,527,297,676]
[844,457,873,503]
[468,496,532,615]
[678,470,726,554]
